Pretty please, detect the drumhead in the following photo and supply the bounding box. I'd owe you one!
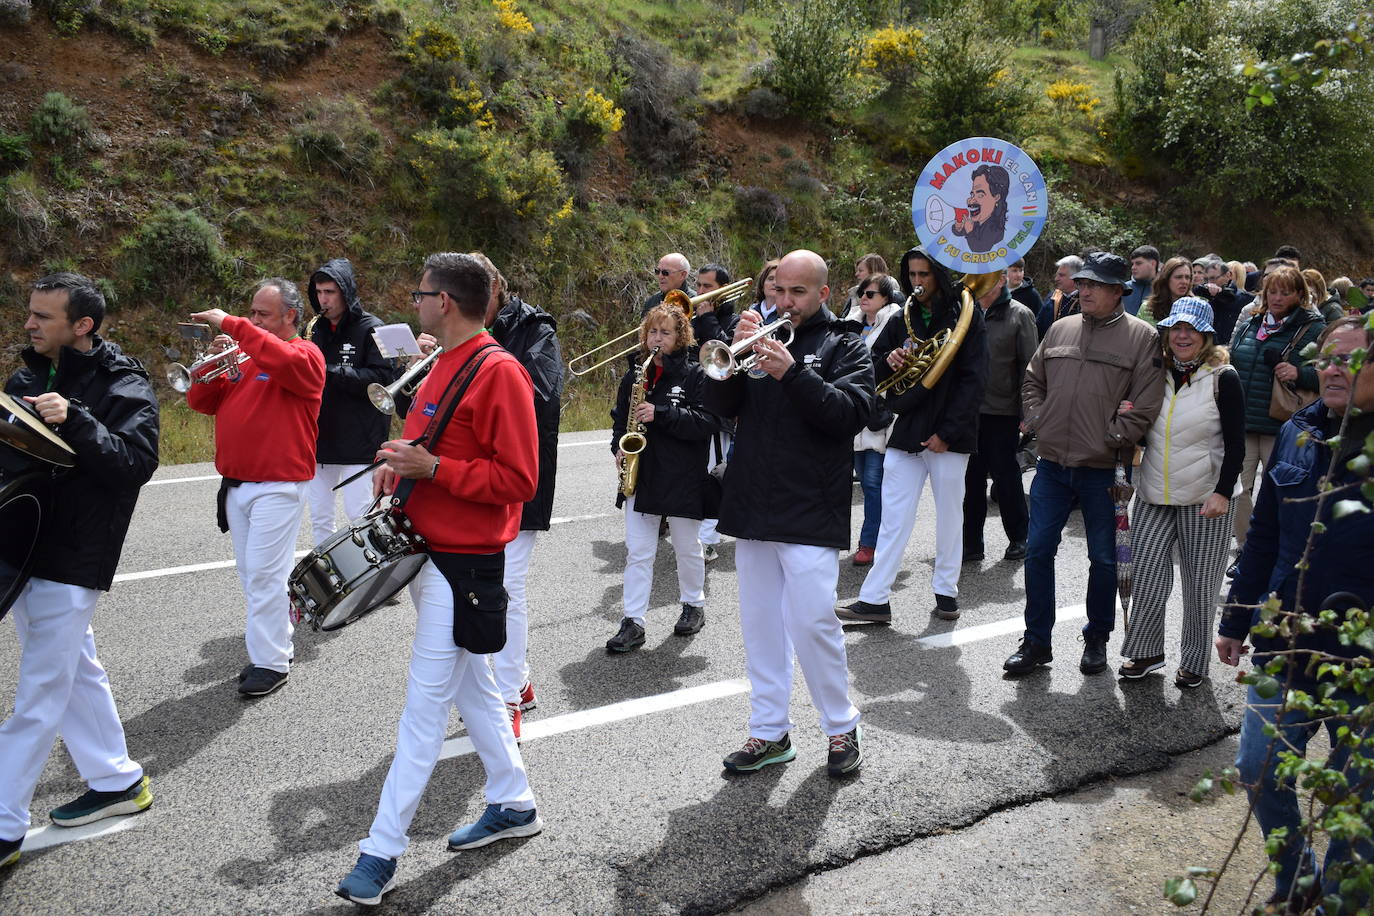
[0,391,77,468]
[319,553,428,631]
[0,472,47,622]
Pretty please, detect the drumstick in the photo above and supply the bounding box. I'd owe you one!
[332,435,429,491]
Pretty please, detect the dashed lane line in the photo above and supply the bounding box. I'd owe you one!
[25,604,1086,853]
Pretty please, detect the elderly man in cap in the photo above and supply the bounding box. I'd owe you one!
[1004,252,1164,676]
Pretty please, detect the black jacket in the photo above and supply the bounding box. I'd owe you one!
[491,295,563,530]
[611,348,719,519]
[876,248,988,454]
[5,338,159,591]
[308,258,398,465]
[691,300,739,349]
[1192,282,1250,347]
[1010,281,1043,318]
[704,306,874,548]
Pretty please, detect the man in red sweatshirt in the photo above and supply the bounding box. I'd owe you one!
[189,278,325,698]
[335,252,541,906]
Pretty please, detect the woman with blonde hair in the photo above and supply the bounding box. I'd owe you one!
[606,304,721,651]
[1119,298,1245,687]
[1227,265,1325,556]
[1302,268,1343,322]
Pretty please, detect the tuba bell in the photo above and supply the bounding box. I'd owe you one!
[876,271,1002,397]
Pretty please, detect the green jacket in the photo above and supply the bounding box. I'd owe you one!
[1228,308,1325,435]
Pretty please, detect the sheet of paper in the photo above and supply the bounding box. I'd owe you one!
[371,324,421,359]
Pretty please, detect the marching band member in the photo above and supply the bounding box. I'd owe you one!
[305,258,398,546]
[2,273,159,867]
[704,249,874,777]
[693,262,739,561]
[188,280,325,698]
[837,247,988,624]
[336,253,541,906]
[606,304,719,652]
[470,252,564,737]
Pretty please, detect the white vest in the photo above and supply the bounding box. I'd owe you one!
[1138,363,1240,506]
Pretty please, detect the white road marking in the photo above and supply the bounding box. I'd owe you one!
[142,439,615,487]
[23,817,141,852]
[436,605,1090,762]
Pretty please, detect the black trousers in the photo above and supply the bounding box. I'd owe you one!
[962,413,1029,552]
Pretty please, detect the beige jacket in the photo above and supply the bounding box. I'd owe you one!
[1022,307,1164,469]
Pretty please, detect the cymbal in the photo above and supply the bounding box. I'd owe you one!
[0,390,77,468]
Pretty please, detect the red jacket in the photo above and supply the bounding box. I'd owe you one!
[400,332,538,553]
[187,316,325,481]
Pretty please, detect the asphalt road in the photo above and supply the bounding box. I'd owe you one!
[0,428,1245,914]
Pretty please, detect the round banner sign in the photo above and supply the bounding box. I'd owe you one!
[910,137,1048,274]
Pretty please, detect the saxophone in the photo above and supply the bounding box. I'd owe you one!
[618,348,658,499]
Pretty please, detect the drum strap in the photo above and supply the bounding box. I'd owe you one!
[393,343,500,509]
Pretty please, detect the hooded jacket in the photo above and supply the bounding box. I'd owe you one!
[874,248,988,455]
[307,258,398,465]
[491,295,563,530]
[5,337,159,591]
[1220,402,1374,689]
[610,347,719,519]
[704,305,874,548]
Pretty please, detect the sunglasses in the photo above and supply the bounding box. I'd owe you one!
[653,268,681,277]
[861,290,883,299]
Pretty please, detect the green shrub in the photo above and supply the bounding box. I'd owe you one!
[114,208,233,303]
[612,35,701,173]
[410,125,572,257]
[1115,0,1374,210]
[30,91,93,152]
[540,88,625,182]
[1,170,54,259]
[290,97,384,182]
[914,19,1032,146]
[399,21,480,114]
[0,132,31,174]
[767,0,864,113]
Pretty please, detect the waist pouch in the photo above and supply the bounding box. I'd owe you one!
[427,549,507,654]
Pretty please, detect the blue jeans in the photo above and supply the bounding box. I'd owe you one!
[1236,682,1374,905]
[853,450,884,548]
[1023,459,1117,645]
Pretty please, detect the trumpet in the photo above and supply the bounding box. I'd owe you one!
[166,344,250,392]
[699,317,795,381]
[369,346,443,415]
[567,278,754,377]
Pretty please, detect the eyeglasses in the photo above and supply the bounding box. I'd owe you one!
[410,290,442,305]
[861,290,883,299]
[1315,353,1358,371]
[653,268,681,277]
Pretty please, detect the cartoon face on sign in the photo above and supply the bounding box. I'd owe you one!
[912,137,1048,274]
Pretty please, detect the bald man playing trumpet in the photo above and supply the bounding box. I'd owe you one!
[703,249,875,777]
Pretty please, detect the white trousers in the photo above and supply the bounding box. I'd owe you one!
[361,561,534,861]
[735,540,860,739]
[305,463,373,547]
[0,578,142,840]
[623,494,705,623]
[699,430,731,547]
[227,481,305,673]
[491,530,536,704]
[859,447,969,604]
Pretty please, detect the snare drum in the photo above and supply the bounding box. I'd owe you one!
[288,508,429,631]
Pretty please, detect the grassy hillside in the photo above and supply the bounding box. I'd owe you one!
[2,0,1371,462]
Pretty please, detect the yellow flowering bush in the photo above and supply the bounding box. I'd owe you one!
[492,0,534,34]
[859,25,926,88]
[403,23,465,63]
[1046,79,1101,119]
[447,80,496,130]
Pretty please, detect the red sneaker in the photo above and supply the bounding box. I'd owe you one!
[506,702,522,740]
[518,681,537,712]
[852,546,875,566]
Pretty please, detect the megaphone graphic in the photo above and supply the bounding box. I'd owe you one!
[924,195,969,233]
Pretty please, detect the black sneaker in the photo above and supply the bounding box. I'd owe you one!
[50,775,152,827]
[1003,638,1053,675]
[0,836,19,868]
[606,618,645,653]
[933,594,959,621]
[239,656,292,683]
[673,604,705,636]
[962,551,984,564]
[1080,635,1109,674]
[1004,540,1028,561]
[835,600,892,624]
[826,726,863,777]
[238,666,289,697]
[722,734,795,772]
[1225,559,1240,579]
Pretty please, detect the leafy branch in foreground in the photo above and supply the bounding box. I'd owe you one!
[1241,9,1374,108]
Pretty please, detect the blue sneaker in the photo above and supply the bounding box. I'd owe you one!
[335,853,397,906]
[50,775,153,827]
[447,804,543,850]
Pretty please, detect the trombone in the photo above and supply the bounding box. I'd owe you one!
[567,277,754,377]
[699,318,794,381]
[369,346,443,415]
